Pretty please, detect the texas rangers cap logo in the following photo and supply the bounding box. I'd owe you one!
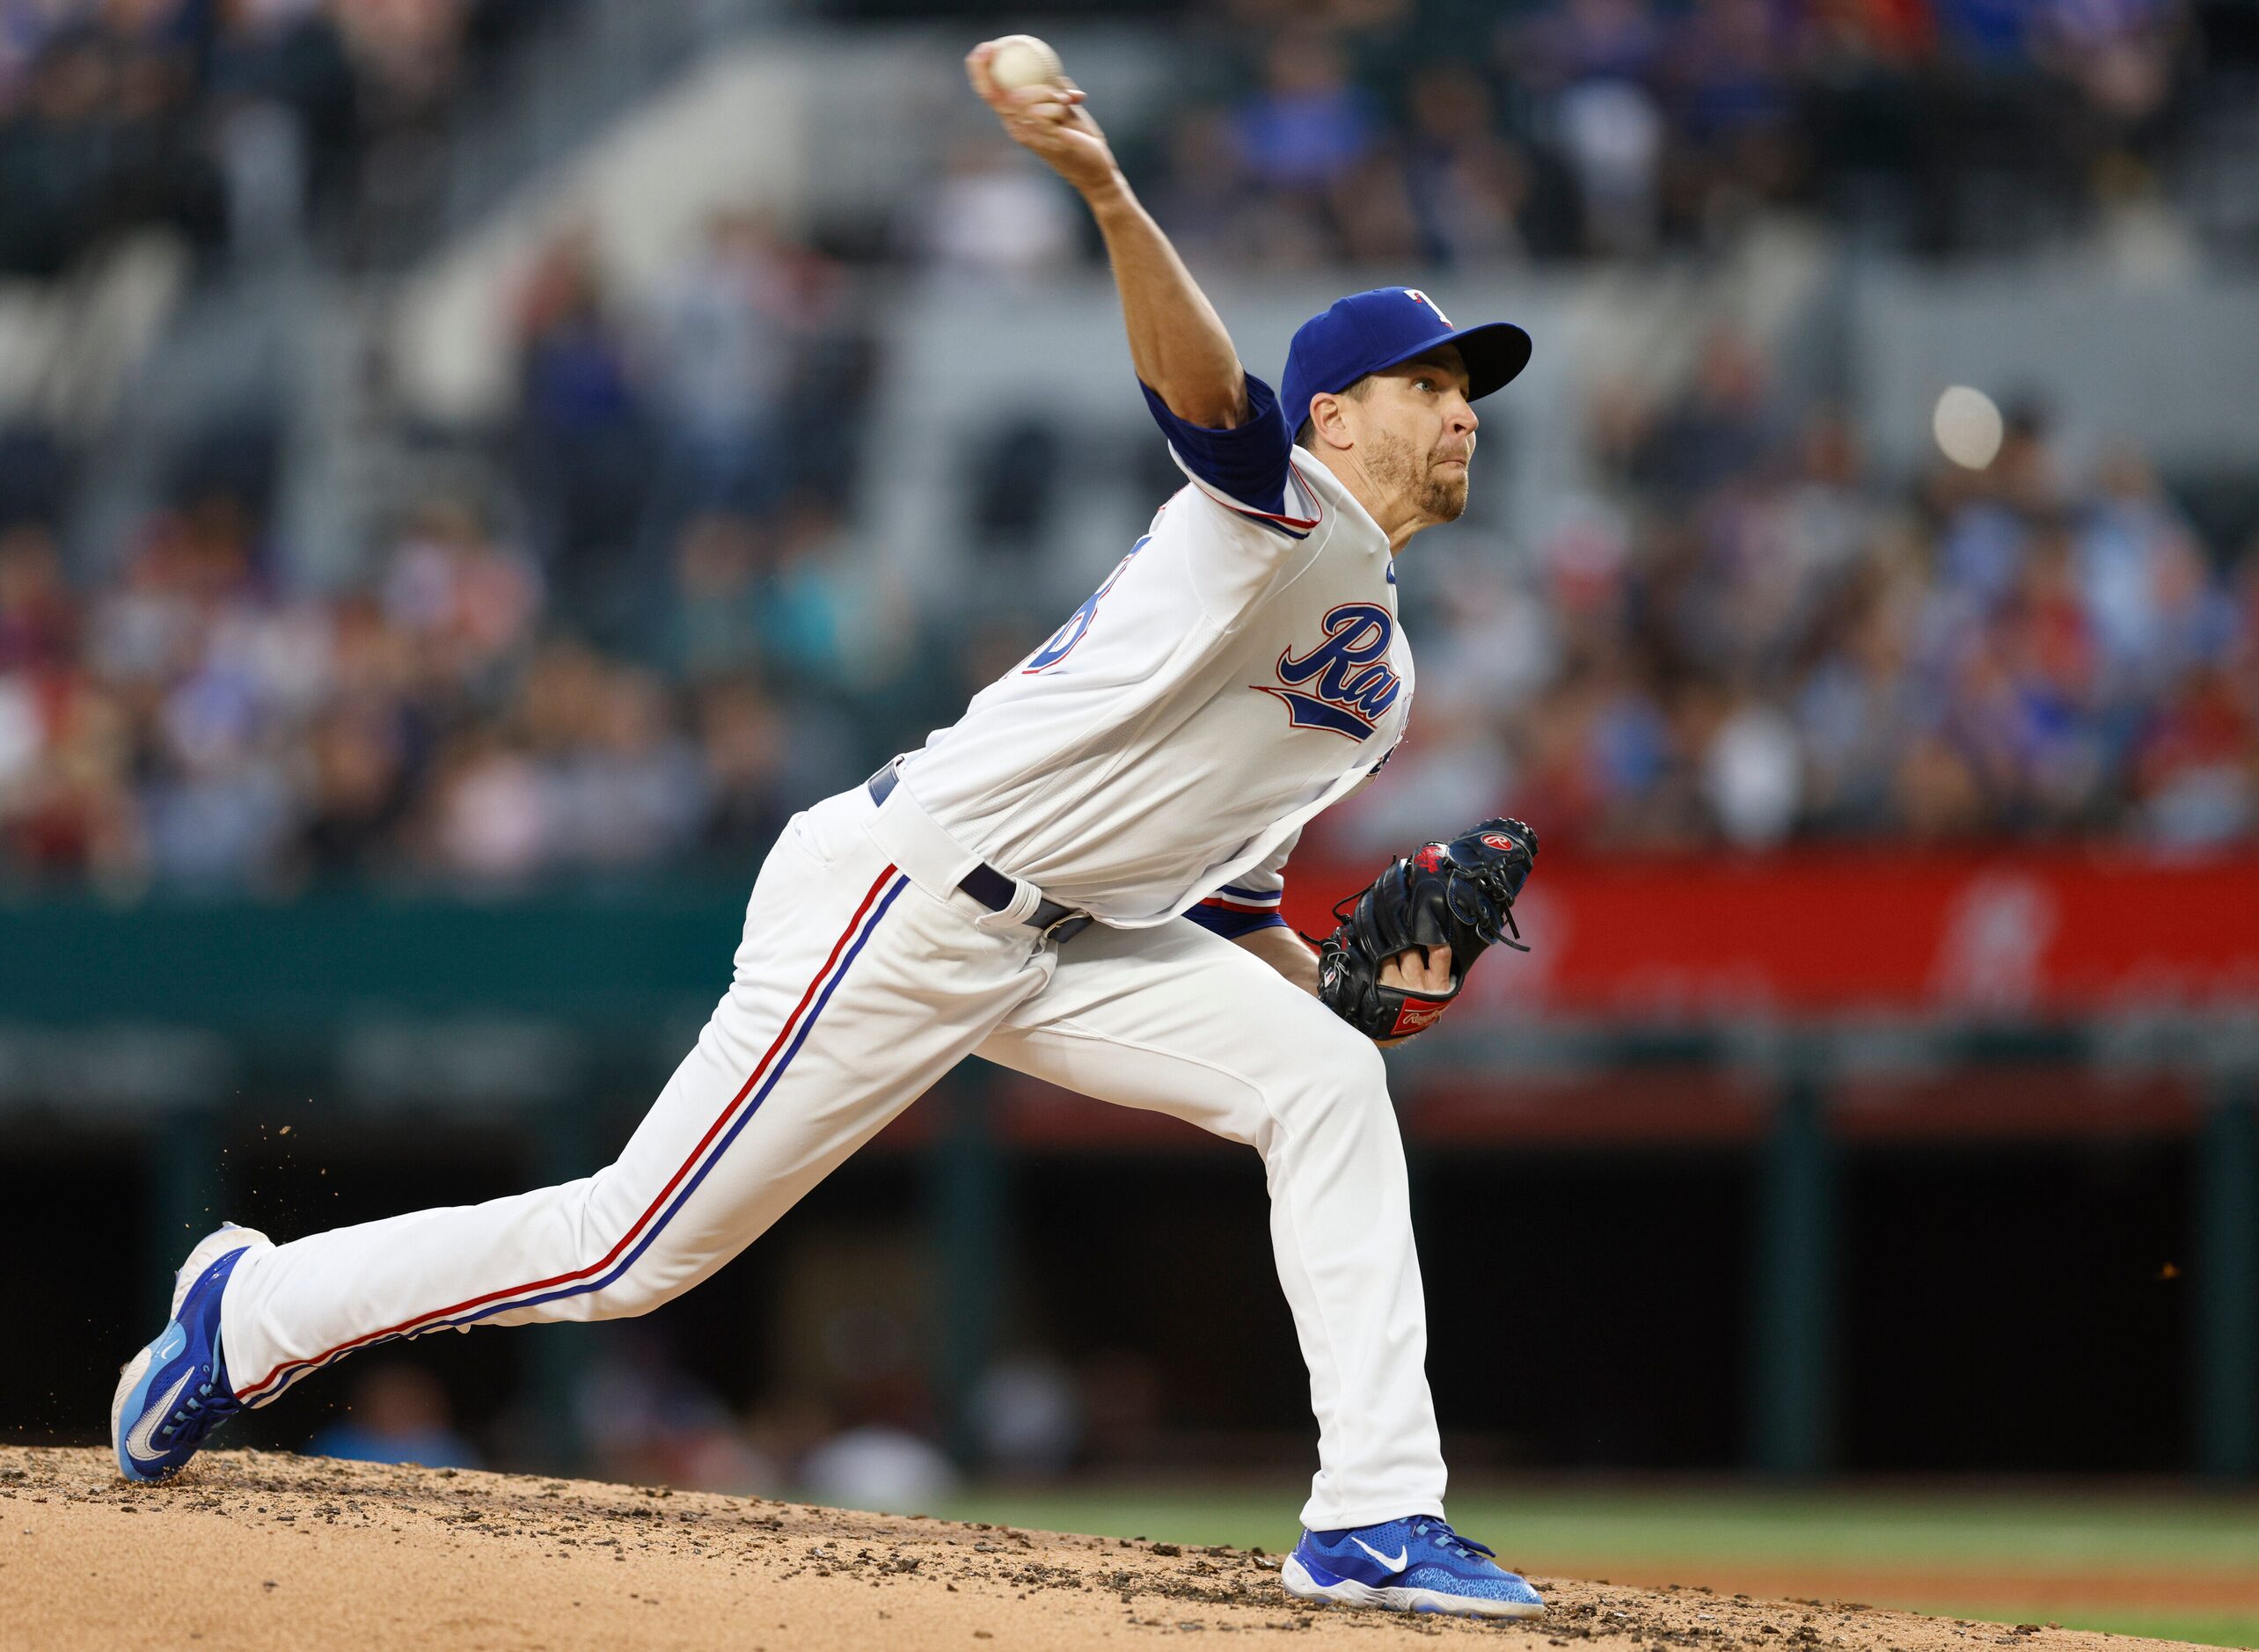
[1403,289,1451,327]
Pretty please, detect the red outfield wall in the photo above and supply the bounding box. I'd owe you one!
[1282,850,2259,1020]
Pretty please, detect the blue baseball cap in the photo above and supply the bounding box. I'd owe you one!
[1280,287,1532,435]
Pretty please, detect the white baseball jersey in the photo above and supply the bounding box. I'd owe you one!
[897,378,1412,926]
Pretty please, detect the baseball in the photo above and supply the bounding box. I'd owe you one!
[988,33,1064,91]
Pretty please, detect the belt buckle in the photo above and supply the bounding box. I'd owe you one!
[1040,910,1090,943]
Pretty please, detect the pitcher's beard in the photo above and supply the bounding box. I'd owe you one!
[1422,467,1469,521]
[1365,429,1469,524]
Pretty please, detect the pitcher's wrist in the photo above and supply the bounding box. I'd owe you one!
[1079,169,1136,216]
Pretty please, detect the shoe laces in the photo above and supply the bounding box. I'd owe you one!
[1409,1517,1495,1564]
[159,1370,234,1441]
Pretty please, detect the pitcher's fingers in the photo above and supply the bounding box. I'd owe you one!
[1004,86,1078,133]
[964,42,1000,101]
[1393,945,1451,991]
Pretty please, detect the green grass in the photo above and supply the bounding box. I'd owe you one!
[936,1484,2259,1648]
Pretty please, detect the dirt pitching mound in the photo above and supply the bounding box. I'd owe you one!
[0,1448,2211,1652]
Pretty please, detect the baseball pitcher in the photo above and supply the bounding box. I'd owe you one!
[113,42,1543,1619]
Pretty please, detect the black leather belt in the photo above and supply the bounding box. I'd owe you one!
[867,764,1092,942]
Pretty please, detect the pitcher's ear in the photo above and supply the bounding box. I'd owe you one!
[1307,392,1355,450]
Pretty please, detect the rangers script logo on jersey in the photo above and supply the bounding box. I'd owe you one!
[1254,603,1403,740]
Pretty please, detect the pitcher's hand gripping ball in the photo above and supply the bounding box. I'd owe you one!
[1315,819,1538,1042]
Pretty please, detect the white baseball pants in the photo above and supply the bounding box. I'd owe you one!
[218,778,1445,1530]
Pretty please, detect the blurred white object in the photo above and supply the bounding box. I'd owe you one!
[800,1425,959,1514]
[1932,385,2003,470]
[1929,873,2058,1012]
[1705,701,1802,848]
[217,102,307,257]
[648,213,795,447]
[917,146,1079,283]
[986,34,1063,91]
[438,749,551,879]
[1557,79,1662,254]
[972,1356,1082,1477]
[0,674,38,788]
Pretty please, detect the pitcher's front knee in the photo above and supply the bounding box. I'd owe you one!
[553,1209,712,1320]
[569,1253,702,1320]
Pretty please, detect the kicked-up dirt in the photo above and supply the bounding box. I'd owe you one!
[0,1447,2221,1652]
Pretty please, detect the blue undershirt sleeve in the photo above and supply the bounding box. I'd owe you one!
[1138,372,1294,517]
[1183,851,1293,941]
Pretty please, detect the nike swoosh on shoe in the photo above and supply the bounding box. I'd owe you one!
[1352,1537,1408,1572]
[125,1366,194,1464]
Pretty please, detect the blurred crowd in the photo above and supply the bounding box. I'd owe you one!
[4,307,2255,893]
[5,0,2247,285]
[1122,0,2231,267]
[0,0,564,274]
[0,482,943,890]
[0,2,2255,892]
[1326,337,2259,858]
[0,205,932,893]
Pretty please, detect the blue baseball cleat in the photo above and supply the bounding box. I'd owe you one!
[1283,1515,1546,1618]
[111,1224,269,1483]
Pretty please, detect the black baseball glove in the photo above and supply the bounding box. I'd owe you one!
[1313,818,1538,1042]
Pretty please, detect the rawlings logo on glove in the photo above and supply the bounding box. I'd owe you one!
[1312,817,1538,1043]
